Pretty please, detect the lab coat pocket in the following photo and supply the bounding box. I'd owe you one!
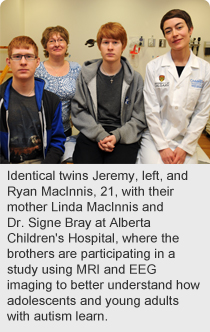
[186,88,201,109]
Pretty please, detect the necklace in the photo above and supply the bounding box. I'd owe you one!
[47,60,67,77]
[50,66,61,77]
[100,65,121,84]
[13,85,35,97]
[26,87,35,96]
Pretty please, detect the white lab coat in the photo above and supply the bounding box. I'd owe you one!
[140,51,210,164]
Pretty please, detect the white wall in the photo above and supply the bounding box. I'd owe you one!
[1,0,210,78]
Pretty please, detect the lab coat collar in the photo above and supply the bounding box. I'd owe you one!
[161,50,199,84]
[189,51,200,69]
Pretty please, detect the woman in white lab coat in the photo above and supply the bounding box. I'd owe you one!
[140,9,210,164]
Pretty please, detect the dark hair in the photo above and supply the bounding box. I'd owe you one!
[160,9,193,35]
[97,22,127,49]
[41,25,69,58]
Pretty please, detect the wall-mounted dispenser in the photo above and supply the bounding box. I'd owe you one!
[159,39,166,48]
[129,36,144,67]
[204,42,210,56]
[148,36,155,47]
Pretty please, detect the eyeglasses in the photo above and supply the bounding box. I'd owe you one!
[48,38,66,45]
[10,54,37,61]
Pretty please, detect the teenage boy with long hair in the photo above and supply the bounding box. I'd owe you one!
[72,22,146,164]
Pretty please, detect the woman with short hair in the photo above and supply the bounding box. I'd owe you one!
[140,9,210,164]
[35,25,81,137]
